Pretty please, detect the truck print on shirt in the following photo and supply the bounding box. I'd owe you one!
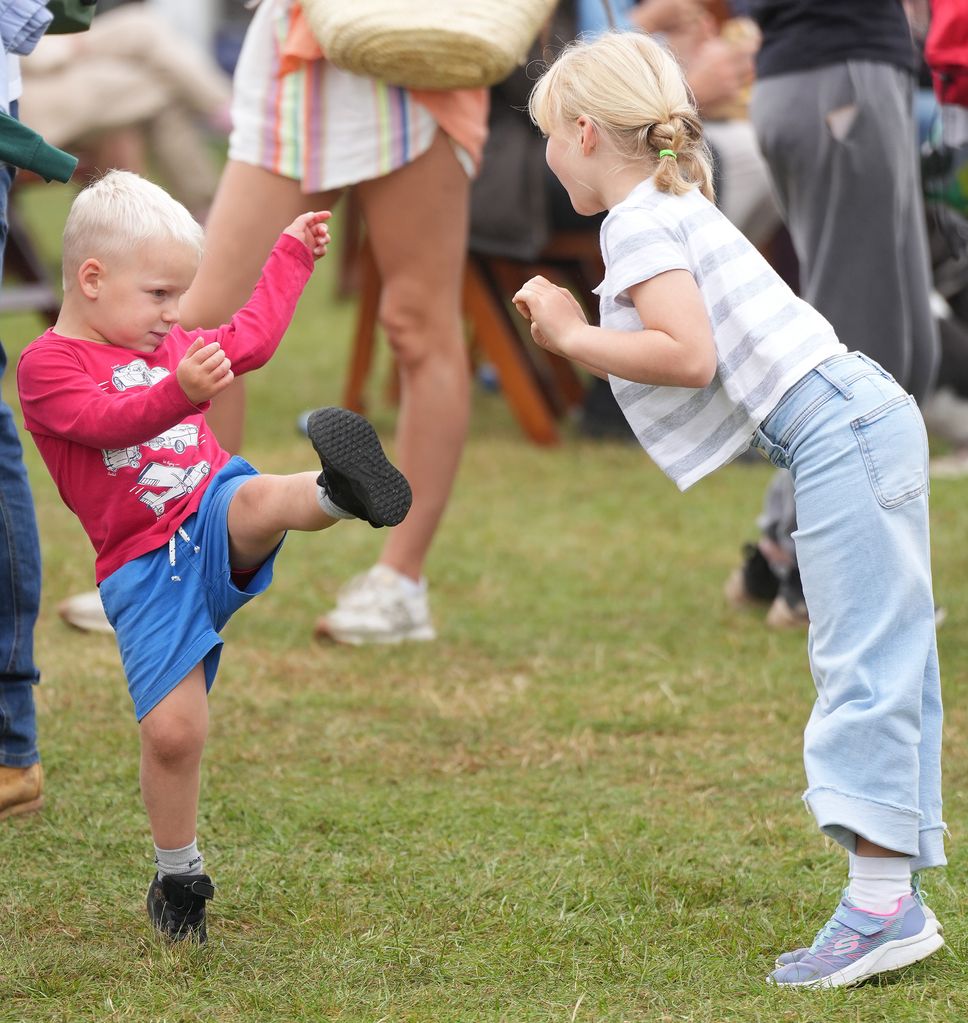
[136,461,211,516]
[143,423,200,454]
[100,366,200,475]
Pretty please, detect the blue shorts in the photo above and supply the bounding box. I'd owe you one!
[99,457,283,720]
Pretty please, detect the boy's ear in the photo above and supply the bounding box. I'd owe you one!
[576,115,599,156]
[77,257,104,299]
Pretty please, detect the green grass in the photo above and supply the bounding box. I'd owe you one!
[0,183,966,1021]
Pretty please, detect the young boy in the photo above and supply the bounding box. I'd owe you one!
[16,170,412,942]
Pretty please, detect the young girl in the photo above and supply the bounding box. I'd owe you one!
[513,32,946,989]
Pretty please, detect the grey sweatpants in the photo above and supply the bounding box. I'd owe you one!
[750,61,939,561]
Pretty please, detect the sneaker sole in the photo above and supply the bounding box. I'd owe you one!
[307,408,412,527]
[314,616,436,645]
[772,925,944,988]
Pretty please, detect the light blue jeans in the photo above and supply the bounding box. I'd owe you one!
[752,352,945,871]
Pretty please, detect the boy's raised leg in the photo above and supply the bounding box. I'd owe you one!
[226,408,412,571]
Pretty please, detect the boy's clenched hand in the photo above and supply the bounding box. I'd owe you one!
[177,337,235,405]
[284,210,332,260]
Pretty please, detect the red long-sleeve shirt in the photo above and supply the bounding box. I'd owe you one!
[17,233,315,583]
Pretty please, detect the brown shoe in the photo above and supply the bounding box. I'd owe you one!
[0,762,44,821]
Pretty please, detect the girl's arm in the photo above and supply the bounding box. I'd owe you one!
[514,269,717,389]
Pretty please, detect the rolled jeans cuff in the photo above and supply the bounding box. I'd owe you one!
[805,785,946,869]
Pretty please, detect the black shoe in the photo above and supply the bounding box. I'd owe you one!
[724,542,780,607]
[147,872,215,943]
[307,407,412,529]
[765,567,809,630]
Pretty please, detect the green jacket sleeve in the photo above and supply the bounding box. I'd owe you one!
[0,111,77,182]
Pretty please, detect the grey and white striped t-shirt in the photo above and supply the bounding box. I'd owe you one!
[595,178,845,490]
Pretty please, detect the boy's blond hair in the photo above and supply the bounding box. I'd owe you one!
[529,32,715,202]
[62,170,205,290]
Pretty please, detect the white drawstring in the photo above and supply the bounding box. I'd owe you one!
[169,525,199,582]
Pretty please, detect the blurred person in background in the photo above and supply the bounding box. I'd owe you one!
[724,0,939,629]
[0,0,79,820]
[18,2,231,220]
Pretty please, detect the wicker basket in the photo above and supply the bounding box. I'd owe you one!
[299,0,559,90]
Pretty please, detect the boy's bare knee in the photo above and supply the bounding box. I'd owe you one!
[141,712,206,767]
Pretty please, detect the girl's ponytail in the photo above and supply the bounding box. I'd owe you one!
[649,113,715,201]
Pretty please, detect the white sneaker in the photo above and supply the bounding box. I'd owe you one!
[57,589,114,634]
[314,565,436,645]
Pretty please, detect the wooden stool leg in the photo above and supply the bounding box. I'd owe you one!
[543,351,587,411]
[342,238,381,414]
[463,257,559,445]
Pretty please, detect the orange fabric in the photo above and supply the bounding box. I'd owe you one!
[282,3,489,169]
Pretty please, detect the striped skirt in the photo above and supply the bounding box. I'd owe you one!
[228,0,470,193]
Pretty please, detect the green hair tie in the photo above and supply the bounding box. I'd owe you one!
[658,149,678,160]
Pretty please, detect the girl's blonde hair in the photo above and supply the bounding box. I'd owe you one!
[62,169,205,290]
[529,32,715,202]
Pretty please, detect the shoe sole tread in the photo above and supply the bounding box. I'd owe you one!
[307,408,411,527]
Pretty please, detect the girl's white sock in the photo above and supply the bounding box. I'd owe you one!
[847,852,912,913]
[155,838,204,878]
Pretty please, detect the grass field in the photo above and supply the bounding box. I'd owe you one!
[0,184,965,1022]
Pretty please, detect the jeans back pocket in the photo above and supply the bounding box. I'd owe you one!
[852,395,928,509]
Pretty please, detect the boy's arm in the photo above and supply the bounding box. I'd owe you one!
[17,346,206,449]
[193,231,319,376]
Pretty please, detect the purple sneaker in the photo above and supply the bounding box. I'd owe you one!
[768,894,943,988]
[774,880,942,969]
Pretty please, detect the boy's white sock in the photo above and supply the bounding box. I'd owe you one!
[316,483,354,520]
[155,838,204,878]
[847,852,912,912]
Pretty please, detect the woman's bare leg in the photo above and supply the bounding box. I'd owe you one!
[355,133,471,580]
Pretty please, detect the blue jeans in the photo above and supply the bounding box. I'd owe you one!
[752,352,944,870]
[0,118,42,768]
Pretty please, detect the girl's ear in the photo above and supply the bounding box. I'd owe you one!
[576,115,599,156]
[77,258,104,299]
